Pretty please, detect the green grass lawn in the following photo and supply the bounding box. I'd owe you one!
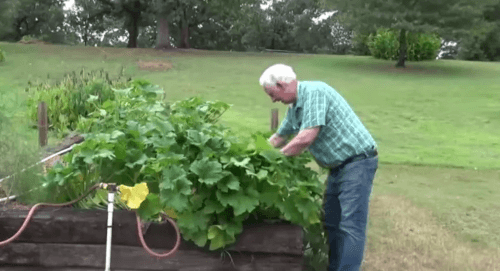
[1,42,499,269]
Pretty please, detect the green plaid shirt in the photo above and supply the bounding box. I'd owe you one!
[277,81,377,168]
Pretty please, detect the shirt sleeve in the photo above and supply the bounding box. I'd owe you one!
[300,89,327,131]
[277,107,299,136]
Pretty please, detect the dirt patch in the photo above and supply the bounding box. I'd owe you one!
[137,60,173,71]
[18,40,51,45]
[363,194,500,271]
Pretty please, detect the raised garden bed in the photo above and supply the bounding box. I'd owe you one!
[0,207,304,270]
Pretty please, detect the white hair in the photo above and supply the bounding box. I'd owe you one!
[259,64,296,88]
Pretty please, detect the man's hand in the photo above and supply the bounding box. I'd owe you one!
[280,127,320,157]
[268,133,288,148]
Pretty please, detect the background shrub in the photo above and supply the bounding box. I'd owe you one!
[407,32,442,61]
[368,29,441,61]
[368,29,400,60]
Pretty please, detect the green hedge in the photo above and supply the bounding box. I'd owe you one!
[368,29,441,61]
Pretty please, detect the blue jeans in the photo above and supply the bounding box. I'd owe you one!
[323,155,378,271]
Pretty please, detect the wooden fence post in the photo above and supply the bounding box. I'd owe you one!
[38,102,48,147]
[271,108,279,131]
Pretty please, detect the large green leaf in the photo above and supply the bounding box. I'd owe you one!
[296,199,321,224]
[137,194,163,220]
[187,130,210,147]
[216,173,240,192]
[231,157,251,167]
[161,165,192,195]
[203,200,226,214]
[190,229,209,247]
[259,149,283,163]
[190,158,224,185]
[216,190,259,216]
[253,134,275,151]
[176,211,211,231]
[207,225,226,250]
[159,190,190,212]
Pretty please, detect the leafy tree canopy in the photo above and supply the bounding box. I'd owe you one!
[326,0,489,66]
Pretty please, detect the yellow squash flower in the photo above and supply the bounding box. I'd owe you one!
[119,183,149,209]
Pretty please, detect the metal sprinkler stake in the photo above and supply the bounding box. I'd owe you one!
[104,183,118,271]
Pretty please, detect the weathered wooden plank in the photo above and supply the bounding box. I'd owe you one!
[0,243,304,271]
[228,222,303,255]
[0,208,303,255]
[0,208,141,246]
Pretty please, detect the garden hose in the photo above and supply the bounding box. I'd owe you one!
[0,182,181,260]
[0,182,102,247]
[136,212,181,258]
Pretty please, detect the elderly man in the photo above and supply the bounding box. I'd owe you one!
[260,64,378,271]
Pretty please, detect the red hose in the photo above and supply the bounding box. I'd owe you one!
[136,213,181,258]
[1,183,182,259]
[0,183,101,247]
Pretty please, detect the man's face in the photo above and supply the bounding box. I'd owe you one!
[263,82,296,104]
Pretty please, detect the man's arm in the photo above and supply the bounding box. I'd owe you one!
[280,127,320,157]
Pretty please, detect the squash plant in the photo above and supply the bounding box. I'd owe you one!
[35,79,324,251]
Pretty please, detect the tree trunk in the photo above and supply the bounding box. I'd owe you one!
[83,23,88,46]
[155,14,172,49]
[180,25,190,48]
[127,13,139,48]
[15,16,28,40]
[179,16,190,49]
[396,28,407,68]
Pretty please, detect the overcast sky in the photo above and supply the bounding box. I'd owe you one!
[64,0,74,10]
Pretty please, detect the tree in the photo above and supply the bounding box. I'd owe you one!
[169,0,263,49]
[185,0,346,54]
[154,0,176,49]
[189,1,268,51]
[0,1,16,40]
[0,0,65,42]
[453,0,500,61]
[327,0,485,67]
[259,0,340,53]
[474,1,500,61]
[66,0,113,46]
[97,0,151,48]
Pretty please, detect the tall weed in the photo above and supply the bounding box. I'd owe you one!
[26,68,131,138]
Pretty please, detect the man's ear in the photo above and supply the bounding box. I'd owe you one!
[276,81,284,91]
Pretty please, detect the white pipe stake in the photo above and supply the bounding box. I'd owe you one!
[0,145,74,184]
[0,195,17,203]
[105,191,115,271]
